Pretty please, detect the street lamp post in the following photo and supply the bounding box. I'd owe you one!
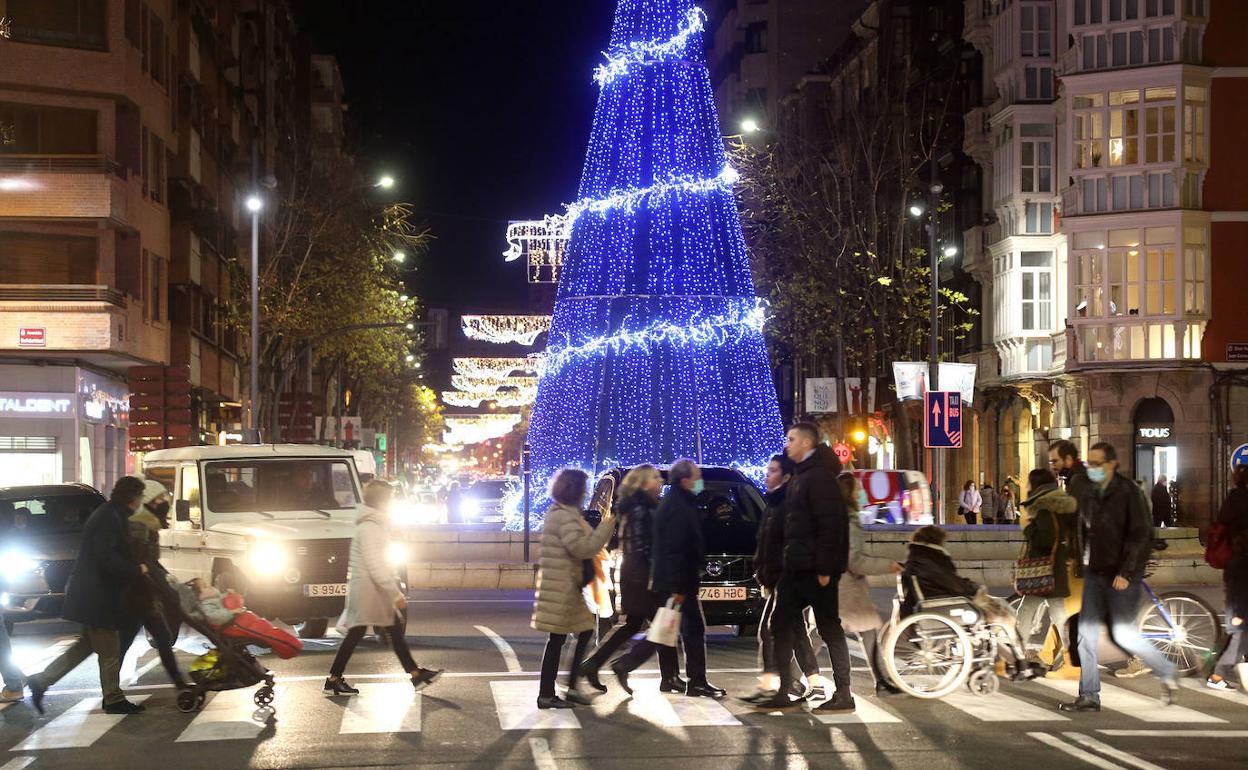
[246,194,263,443]
[928,174,944,524]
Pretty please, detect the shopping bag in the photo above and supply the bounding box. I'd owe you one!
[646,599,681,647]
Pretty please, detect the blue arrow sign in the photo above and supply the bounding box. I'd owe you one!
[925,391,962,449]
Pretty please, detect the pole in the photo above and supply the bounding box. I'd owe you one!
[929,173,944,523]
[522,442,532,562]
[249,207,260,444]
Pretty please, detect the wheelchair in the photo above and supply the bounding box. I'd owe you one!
[880,576,1018,699]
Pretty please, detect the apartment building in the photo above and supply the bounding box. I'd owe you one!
[963,0,1248,522]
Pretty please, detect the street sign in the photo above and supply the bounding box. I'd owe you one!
[924,391,963,449]
[1232,443,1248,470]
[831,442,852,465]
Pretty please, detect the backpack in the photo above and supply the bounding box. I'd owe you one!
[1206,522,1234,569]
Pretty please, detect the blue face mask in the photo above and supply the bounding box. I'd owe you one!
[855,489,869,509]
[690,478,705,495]
[1087,466,1107,484]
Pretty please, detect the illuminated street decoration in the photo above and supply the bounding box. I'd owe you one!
[502,217,568,284]
[443,414,522,446]
[461,315,552,346]
[452,357,539,379]
[521,0,783,529]
[450,375,539,393]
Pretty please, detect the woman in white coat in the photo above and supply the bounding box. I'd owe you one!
[838,474,903,694]
[323,480,441,695]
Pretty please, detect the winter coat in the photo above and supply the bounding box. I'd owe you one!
[122,508,166,619]
[1082,472,1152,580]
[61,500,144,630]
[650,487,705,595]
[533,503,614,634]
[959,488,982,514]
[753,486,788,590]
[900,542,978,617]
[1151,483,1173,527]
[1060,463,1095,575]
[980,488,997,522]
[615,491,662,617]
[998,496,1018,522]
[838,505,895,632]
[1020,484,1078,599]
[1217,487,1248,620]
[339,507,405,629]
[782,445,848,577]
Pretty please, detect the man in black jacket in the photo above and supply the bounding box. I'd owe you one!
[27,476,149,715]
[756,423,853,713]
[1058,442,1178,713]
[613,459,725,698]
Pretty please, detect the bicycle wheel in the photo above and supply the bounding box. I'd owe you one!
[883,613,974,699]
[1136,590,1224,676]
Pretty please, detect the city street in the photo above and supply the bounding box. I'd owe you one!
[0,588,1243,770]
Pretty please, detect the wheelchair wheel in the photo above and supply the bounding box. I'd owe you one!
[254,686,275,708]
[968,668,1000,697]
[883,613,974,699]
[175,689,200,713]
[1136,590,1223,676]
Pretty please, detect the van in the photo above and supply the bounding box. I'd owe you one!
[142,444,395,638]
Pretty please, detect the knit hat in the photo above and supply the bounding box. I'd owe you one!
[141,479,170,506]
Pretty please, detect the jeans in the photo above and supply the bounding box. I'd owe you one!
[539,630,592,698]
[616,595,709,683]
[1077,572,1177,700]
[772,573,851,695]
[757,590,820,679]
[36,625,124,705]
[330,622,418,678]
[0,620,24,690]
[120,610,185,687]
[1213,609,1247,680]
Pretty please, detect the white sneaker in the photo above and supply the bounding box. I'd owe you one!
[1206,677,1236,691]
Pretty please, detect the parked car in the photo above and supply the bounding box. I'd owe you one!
[389,489,446,527]
[849,469,933,525]
[447,478,512,525]
[142,444,408,639]
[593,466,765,635]
[0,484,107,628]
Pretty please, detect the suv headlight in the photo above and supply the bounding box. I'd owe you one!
[387,542,410,567]
[1,550,38,582]
[248,541,289,575]
[460,499,480,518]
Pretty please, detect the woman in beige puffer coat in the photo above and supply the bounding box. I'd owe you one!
[837,474,903,695]
[532,469,615,709]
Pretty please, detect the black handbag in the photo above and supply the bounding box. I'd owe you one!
[581,559,595,587]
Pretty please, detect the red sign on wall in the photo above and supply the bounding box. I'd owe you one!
[832,442,853,464]
[18,327,46,347]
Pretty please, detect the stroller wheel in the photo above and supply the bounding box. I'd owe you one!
[254,686,275,708]
[176,689,201,713]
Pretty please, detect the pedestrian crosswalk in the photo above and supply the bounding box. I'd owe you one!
[3,672,1247,754]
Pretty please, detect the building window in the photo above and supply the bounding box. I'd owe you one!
[1183,86,1206,162]
[1021,251,1054,331]
[1082,33,1110,70]
[1024,202,1054,233]
[1024,66,1054,100]
[0,102,98,155]
[1020,3,1052,57]
[1020,126,1053,192]
[1183,226,1207,315]
[5,0,107,51]
[1146,27,1176,63]
[147,132,165,203]
[745,22,768,54]
[1183,0,1205,16]
[1144,93,1177,163]
[1109,91,1140,166]
[1074,0,1105,25]
[1074,94,1105,168]
[1026,341,1053,371]
[148,253,163,322]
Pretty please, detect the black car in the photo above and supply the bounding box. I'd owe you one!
[0,484,106,629]
[593,466,765,635]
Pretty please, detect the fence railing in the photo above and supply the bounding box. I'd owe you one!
[0,284,126,307]
[0,154,126,177]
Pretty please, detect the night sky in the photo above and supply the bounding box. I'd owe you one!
[301,1,616,316]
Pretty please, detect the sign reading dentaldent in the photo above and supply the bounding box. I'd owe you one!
[0,391,76,418]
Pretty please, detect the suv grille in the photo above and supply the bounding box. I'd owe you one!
[292,539,351,583]
[701,555,753,583]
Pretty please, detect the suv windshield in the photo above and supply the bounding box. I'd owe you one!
[203,460,359,512]
[467,480,510,499]
[693,480,764,554]
[0,491,101,537]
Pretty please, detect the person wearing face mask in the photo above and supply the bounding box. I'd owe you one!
[612,459,725,699]
[118,479,187,691]
[1058,442,1178,713]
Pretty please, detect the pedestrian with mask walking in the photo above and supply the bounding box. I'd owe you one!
[1058,442,1178,712]
[755,423,853,713]
[742,454,825,703]
[959,481,982,525]
[26,476,150,715]
[613,459,725,699]
[118,479,187,691]
[533,469,616,709]
[579,465,680,693]
[1016,469,1079,677]
[837,473,903,694]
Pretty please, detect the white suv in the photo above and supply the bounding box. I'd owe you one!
[142,444,394,638]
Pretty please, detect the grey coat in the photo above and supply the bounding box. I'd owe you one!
[532,503,614,635]
[838,511,897,632]
[339,507,404,629]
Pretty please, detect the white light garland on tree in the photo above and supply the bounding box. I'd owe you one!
[443,414,522,446]
[564,165,740,228]
[461,315,552,346]
[592,7,707,86]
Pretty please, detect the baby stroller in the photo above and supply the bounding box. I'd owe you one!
[152,573,279,713]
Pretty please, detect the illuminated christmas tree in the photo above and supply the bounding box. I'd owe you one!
[519,0,782,525]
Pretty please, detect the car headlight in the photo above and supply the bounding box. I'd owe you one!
[460,499,480,518]
[1,550,38,582]
[388,500,419,527]
[248,541,289,575]
[387,542,410,567]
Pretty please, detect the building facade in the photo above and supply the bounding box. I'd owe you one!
[962,0,1248,523]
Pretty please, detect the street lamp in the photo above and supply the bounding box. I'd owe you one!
[909,203,925,218]
[943,245,959,258]
[247,193,263,442]
[377,175,395,189]
[740,117,762,134]
[393,250,407,263]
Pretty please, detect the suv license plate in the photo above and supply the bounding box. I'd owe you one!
[303,583,348,597]
[698,586,747,601]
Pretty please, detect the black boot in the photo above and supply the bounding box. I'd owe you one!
[580,663,607,693]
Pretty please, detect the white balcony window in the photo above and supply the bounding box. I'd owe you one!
[1020,3,1052,57]
[1025,202,1055,233]
[1021,126,1053,192]
[1026,340,1054,371]
[1021,251,1054,331]
[1183,86,1207,162]
[1024,65,1054,100]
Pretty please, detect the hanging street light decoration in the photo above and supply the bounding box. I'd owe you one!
[502,216,568,284]
[452,357,540,379]
[443,414,522,446]
[461,315,552,346]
